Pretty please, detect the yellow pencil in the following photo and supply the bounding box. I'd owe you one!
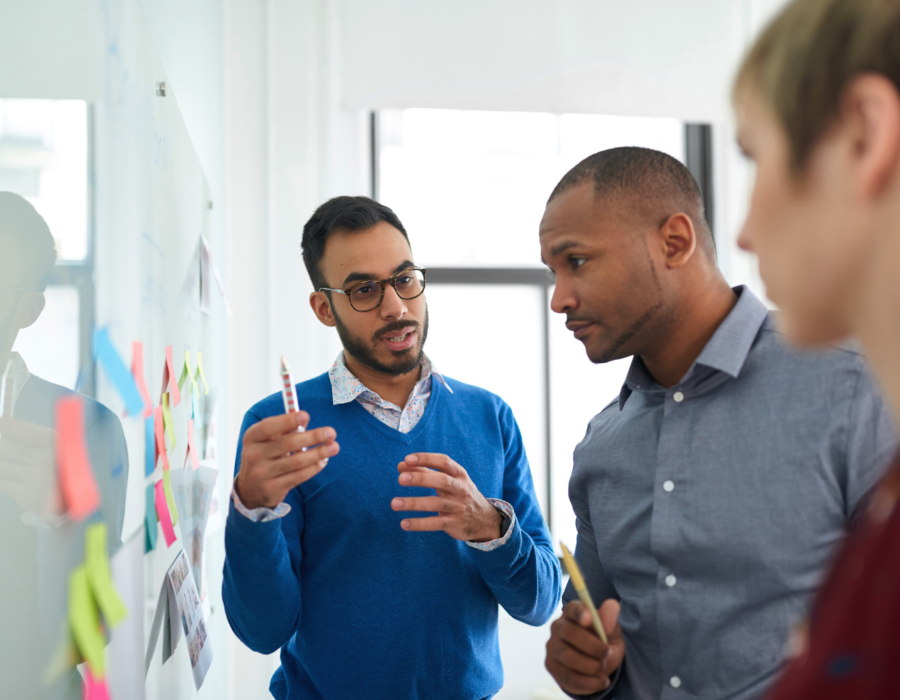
[560,542,608,644]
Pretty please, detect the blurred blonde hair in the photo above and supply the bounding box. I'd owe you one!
[734,0,900,172]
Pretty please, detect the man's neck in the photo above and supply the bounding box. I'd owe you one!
[640,276,738,388]
[343,351,422,408]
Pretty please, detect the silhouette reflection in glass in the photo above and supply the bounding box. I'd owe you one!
[0,192,128,699]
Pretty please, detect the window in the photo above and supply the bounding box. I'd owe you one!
[1,99,93,392]
[376,109,700,550]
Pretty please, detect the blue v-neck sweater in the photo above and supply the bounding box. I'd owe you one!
[223,372,561,700]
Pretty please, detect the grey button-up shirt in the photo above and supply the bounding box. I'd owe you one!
[565,286,897,700]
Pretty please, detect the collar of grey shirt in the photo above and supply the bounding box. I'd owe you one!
[618,285,769,409]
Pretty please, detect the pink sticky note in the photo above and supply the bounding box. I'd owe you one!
[132,341,153,418]
[185,419,200,470]
[154,480,177,547]
[56,396,101,521]
[161,345,181,407]
[154,406,169,471]
[84,668,110,700]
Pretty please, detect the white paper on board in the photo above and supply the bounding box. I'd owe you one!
[165,549,213,689]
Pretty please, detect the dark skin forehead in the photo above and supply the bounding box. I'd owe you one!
[540,181,646,262]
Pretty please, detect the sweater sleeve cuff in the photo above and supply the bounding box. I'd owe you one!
[231,477,292,522]
[465,499,515,551]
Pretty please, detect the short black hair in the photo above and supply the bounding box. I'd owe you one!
[301,196,410,291]
[548,147,716,258]
[0,191,58,291]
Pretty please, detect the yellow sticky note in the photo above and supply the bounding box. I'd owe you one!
[195,351,210,395]
[162,392,176,450]
[163,468,179,527]
[85,523,128,628]
[68,566,105,677]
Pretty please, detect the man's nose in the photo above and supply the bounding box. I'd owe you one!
[550,279,576,315]
[379,283,408,319]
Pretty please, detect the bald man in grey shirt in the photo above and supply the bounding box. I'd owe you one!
[539,148,897,700]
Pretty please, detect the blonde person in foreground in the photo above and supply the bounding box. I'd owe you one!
[734,0,900,696]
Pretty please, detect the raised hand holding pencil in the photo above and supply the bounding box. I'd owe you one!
[232,358,340,510]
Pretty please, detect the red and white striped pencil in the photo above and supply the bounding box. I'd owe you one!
[280,356,305,440]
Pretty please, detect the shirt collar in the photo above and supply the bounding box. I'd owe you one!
[1,351,30,411]
[328,351,452,407]
[618,286,769,408]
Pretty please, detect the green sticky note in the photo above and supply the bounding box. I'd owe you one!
[162,393,176,450]
[68,566,105,677]
[145,483,158,553]
[163,468,179,527]
[85,523,128,628]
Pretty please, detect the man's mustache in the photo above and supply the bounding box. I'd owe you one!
[374,321,419,341]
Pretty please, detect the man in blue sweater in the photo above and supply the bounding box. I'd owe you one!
[223,196,561,699]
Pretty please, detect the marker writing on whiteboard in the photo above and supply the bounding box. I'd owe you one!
[280,356,306,449]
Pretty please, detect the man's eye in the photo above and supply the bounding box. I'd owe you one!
[570,257,586,270]
[352,283,377,298]
[394,275,413,290]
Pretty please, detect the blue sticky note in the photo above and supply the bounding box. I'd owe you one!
[93,328,145,416]
[144,414,155,476]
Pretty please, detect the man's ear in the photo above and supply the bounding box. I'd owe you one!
[309,291,337,328]
[658,213,697,269]
[15,291,45,331]
[841,73,900,201]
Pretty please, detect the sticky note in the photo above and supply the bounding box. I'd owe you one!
[145,484,158,553]
[84,667,111,700]
[185,419,201,470]
[162,393,176,451]
[195,351,210,395]
[154,406,169,471]
[155,480,177,547]
[68,566,105,677]
[177,350,198,396]
[55,396,101,521]
[132,341,153,418]
[161,346,181,407]
[144,415,155,477]
[93,328,145,416]
[163,468,179,527]
[85,523,128,628]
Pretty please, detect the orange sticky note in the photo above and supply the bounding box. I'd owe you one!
[131,341,152,418]
[185,419,200,470]
[55,396,101,520]
[84,667,110,700]
[154,406,169,471]
[161,345,181,407]
[154,480,177,547]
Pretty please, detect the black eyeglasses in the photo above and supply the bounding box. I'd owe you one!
[319,267,427,312]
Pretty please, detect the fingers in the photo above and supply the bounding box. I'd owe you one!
[268,441,339,478]
[273,457,331,492]
[399,515,450,532]
[243,412,309,443]
[259,426,336,460]
[397,468,460,493]
[402,453,462,476]
[390,496,458,513]
[546,606,615,695]
[0,417,55,444]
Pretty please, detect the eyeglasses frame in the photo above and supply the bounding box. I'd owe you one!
[318,266,427,312]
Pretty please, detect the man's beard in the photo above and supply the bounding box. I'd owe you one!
[333,305,430,377]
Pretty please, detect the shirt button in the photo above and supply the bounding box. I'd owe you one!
[665,574,677,587]
[670,676,682,688]
[663,480,675,493]
[673,391,684,402]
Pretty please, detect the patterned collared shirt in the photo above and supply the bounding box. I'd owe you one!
[329,351,452,434]
[232,353,516,550]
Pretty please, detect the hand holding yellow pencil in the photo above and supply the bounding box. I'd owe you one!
[560,542,608,643]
